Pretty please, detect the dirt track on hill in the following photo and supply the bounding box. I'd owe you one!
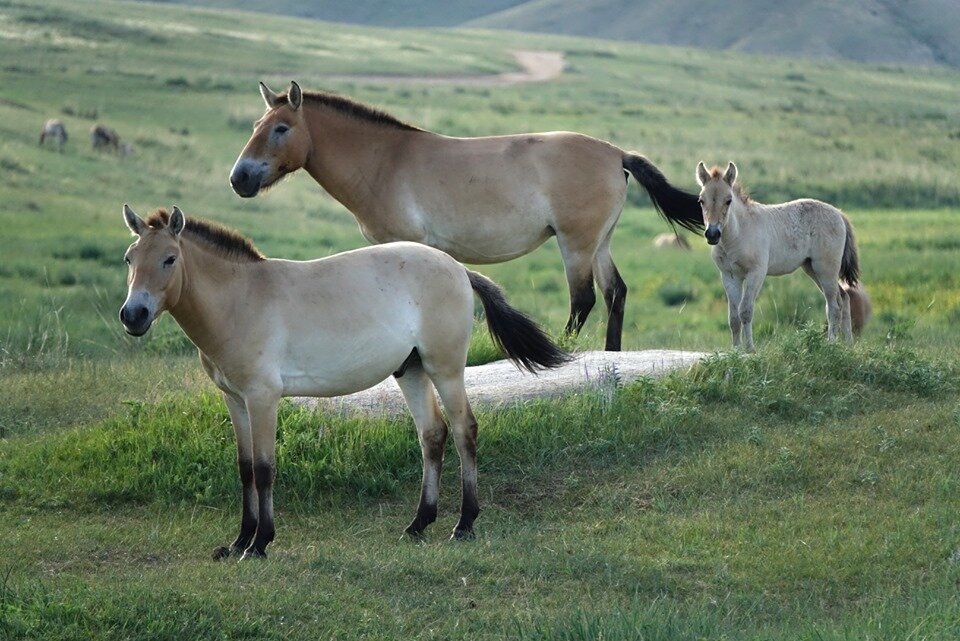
[327,49,565,86]
[296,349,708,416]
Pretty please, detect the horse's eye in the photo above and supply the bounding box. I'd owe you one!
[725,199,732,206]
[274,124,290,135]
[163,256,177,267]
[124,256,131,265]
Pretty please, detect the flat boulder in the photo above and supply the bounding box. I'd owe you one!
[295,349,708,416]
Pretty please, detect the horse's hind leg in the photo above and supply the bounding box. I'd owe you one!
[429,373,480,540]
[593,236,628,351]
[395,362,448,538]
[558,236,596,338]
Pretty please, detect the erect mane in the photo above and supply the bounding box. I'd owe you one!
[276,89,423,132]
[708,166,752,203]
[145,209,265,262]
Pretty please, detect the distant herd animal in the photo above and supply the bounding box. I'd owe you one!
[39,120,131,155]
[111,79,873,559]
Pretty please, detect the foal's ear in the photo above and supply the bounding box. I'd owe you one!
[168,206,186,238]
[722,162,738,185]
[123,204,146,236]
[288,81,302,111]
[696,161,710,186]
[259,81,282,109]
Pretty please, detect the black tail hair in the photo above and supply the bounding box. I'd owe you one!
[623,153,704,233]
[467,271,571,373]
[840,213,860,286]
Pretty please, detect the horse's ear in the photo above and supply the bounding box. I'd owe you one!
[259,81,281,109]
[168,206,186,238]
[723,162,738,185]
[123,204,146,236]
[288,81,302,111]
[696,161,710,186]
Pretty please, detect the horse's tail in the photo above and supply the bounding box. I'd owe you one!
[622,153,704,233]
[840,213,860,286]
[467,270,571,373]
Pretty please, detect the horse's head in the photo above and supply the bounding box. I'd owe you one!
[229,81,311,198]
[119,205,186,336]
[696,161,738,245]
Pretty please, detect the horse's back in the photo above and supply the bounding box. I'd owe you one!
[258,242,473,396]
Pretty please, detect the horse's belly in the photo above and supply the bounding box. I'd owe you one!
[279,339,413,398]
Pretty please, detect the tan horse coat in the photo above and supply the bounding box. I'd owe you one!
[119,206,566,558]
[229,82,704,350]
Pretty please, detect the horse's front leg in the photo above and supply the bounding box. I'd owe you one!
[721,272,743,348]
[213,392,258,560]
[241,392,280,560]
[738,271,766,352]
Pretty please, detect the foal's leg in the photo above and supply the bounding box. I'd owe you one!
[839,286,853,341]
[213,392,259,560]
[738,271,766,352]
[431,375,480,541]
[593,237,628,351]
[241,393,280,560]
[558,235,597,337]
[720,272,743,348]
[395,365,449,538]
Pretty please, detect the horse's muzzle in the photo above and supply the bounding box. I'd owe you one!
[705,226,721,245]
[119,303,152,336]
[229,162,263,198]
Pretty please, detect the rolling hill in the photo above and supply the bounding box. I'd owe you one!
[138,0,960,67]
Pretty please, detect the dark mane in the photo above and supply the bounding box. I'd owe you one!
[708,166,752,203]
[145,209,265,262]
[277,89,423,132]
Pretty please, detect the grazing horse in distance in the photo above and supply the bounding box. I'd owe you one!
[91,124,120,152]
[229,81,705,351]
[39,119,68,151]
[119,205,569,559]
[652,232,690,250]
[696,161,860,351]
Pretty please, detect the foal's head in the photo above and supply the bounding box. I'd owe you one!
[696,161,739,245]
[119,205,186,336]
[229,81,311,198]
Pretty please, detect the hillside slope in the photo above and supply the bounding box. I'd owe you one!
[469,0,960,67]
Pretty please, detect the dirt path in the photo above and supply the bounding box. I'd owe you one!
[327,49,565,86]
[296,350,708,416]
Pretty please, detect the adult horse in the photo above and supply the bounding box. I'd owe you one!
[229,81,704,351]
[119,205,568,559]
[39,119,68,151]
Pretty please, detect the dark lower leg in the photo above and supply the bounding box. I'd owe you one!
[213,457,258,560]
[601,268,628,351]
[564,280,596,335]
[244,460,275,558]
[452,421,480,540]
[405,422,447,537]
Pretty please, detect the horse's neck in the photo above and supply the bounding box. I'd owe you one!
[167,241,253,358]
[302,106,420,216]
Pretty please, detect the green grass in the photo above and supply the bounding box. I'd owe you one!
[2,332,959,639]
[2,0,960,638]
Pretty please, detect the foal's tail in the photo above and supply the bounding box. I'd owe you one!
[467,271,571,373]
[622,153,704,233]
[840,214,860,286]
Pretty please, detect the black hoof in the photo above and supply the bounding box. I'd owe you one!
[212,546,235,561]
[451,528,475,541]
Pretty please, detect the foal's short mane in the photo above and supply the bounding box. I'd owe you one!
[708,166,752,203]
[145,209,265,262]
[277,89,423,132]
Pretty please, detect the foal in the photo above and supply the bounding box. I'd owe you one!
[119,205,569,559]
[696,162,860,350]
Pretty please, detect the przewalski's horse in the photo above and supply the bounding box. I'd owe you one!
[696,162,860,351]
[39,119,68,151]
[229,81,704,351]
[91,124,120,152]
[119,205,569,559]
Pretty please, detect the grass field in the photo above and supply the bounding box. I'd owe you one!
[1,0,960,638]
